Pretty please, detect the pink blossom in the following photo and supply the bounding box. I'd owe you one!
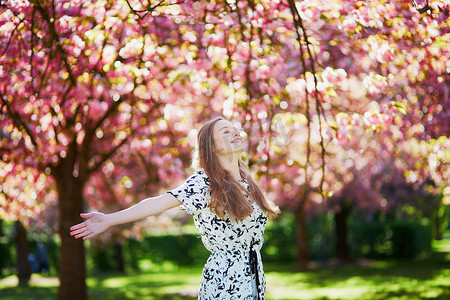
[119,38,143,59]
[88,101,108,121]
[376,43,394,63]
[358,9,372,26]
[132,139,152,152]
[268,81,281,96]
[322,67,347,84]
[206,2,216,10]
[102,45,117,65]
[336,128,349,146]
[342,14,357,31]
[336,113,349,127]
[364,112,382,126]
[179,0,207,19]
[286,78,306,100]
[205,32,224,46]
[163,104,179,121]
[237,0,247,9]
[351,114,362,127]
[364,111,392,127]
[363,73,388,95]
[57,15,72,31]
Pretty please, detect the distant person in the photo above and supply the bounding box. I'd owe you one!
[28,253,38,273]
[70,117,280,299]
[36,242,49,274]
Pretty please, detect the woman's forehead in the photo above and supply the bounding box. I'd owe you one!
[213,120,244,135]
[215,119,233,129]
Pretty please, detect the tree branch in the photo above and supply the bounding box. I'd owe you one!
[124,0,170,19]
[288,0,327,204]
[0,16,25,57]
[49,106,62,145]
[31,0,77,87]
[287,0,312,207]
[30,8,36,93]
[88,137,129,175]
[410,0,432,14]
[0,93,39,151]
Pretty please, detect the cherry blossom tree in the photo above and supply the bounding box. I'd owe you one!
[0,161,56,285]
[0,0,205,297]
[1,0,448,297]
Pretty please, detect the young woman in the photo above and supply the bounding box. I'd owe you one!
[70,117,280,299]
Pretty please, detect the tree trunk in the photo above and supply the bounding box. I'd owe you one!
[0,220,5,277]
[334,203,351,262]
[15,221,31,286]
[54,170,87,300]
[433,204,445,240]
[114,242,125,272]
[295,205,309,270]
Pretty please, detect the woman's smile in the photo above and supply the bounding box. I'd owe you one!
[232,137,243,144]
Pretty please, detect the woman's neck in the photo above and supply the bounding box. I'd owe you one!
[217,153,242,180]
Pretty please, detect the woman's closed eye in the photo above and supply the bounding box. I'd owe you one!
[220,126,240,136]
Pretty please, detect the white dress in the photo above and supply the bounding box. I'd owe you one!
[167,169,267,299]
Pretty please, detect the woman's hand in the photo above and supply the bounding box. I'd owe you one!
[70,212,112,240]
[70,193,181,239]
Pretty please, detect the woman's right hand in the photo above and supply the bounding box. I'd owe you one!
[70,212,112,240]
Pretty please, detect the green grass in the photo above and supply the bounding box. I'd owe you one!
[265,260,450,299]
[1,240,449,300]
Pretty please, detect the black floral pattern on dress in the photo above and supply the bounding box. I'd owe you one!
[167,169,267,299]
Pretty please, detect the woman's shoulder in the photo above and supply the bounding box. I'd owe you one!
[189,168,210,186]
[193,168,205,175]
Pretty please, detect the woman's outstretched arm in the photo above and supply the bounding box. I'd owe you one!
[70,193,180,240]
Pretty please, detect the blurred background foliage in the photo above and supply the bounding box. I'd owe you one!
[1,203,448,277]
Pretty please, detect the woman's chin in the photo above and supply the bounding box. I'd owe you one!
[232,143,244,151]
[217,143,245,156]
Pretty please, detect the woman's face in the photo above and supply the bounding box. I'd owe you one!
[213,120,245,156]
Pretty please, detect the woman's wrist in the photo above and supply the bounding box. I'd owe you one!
[104,213,116,227]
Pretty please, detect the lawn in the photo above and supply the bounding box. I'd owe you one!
[1,239,449,300]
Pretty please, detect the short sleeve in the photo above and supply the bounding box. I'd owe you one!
[167,169,209,215]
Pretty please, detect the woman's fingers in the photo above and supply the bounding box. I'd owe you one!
[70,227,87,236]
[74,230,92,239]
[70,213,94,231]
[70,223,85,231]
[83,233,96,240]
[70,212,104,240]
[80,212,93,219]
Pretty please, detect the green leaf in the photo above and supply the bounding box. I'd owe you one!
[320,13,329,20]
[394,101,407,115]
[329,122,339,130]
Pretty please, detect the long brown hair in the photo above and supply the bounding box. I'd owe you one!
[196,117,280,220]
